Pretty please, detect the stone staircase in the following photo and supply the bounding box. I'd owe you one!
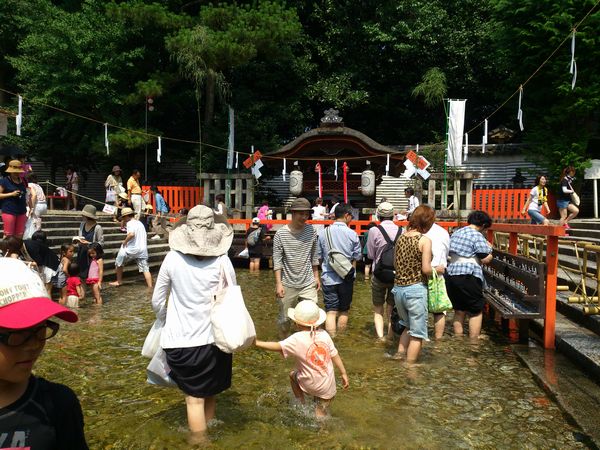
[24,211,170,280]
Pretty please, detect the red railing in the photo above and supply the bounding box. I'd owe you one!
[228,219,463,236]
[473,188,558,221]
[142,185,203,214]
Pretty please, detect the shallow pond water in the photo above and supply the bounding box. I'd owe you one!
[36,270,588,449]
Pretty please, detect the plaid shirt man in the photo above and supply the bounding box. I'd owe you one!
[446,226,491,282]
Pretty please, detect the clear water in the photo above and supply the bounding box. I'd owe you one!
[36,270,587,449]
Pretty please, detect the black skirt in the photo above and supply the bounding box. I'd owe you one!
[165,344,232,397]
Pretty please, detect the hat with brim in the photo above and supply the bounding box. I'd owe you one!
[377,201,395,218]
[289,197,312,211]
[5,160,24,174]
[0,259,78,329]
[287,300,326,328]
[252,217,260,224]
[112,165,121,173]
[81,204,97,220]
[118,192,128,200]
[145,204,153,210]
[121,207,135,217]
[169,205,233,256]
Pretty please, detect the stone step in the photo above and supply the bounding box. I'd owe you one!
[568,220,600,231]
[556,293,600,337]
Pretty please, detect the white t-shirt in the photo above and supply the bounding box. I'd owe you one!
[152,252,236,349]
[125,219,148,258]
[407,195,420,214]
[528,187,546,212]
[425,223,450,268]
[312,205,327,220]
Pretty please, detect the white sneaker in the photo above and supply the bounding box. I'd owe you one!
[151,235,161,240]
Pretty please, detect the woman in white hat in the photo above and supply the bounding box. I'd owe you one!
[0,160,28,238]
[75,205,104,280]
[151,205,235,441]
[255,300,349,418]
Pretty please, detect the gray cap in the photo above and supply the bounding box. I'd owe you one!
[289,197,312,211]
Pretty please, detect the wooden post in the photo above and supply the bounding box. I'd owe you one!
[544,235,559,349]
[428,178,436,208]
[235,178,243,211]
[245,178,254,218]
[203,179,210,205]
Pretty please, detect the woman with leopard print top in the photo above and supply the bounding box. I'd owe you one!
[391,205,434,363]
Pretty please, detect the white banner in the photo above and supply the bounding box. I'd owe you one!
[227,106,234,169]
[447,100,466,166]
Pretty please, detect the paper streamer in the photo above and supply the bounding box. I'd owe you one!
[15,95,22,136]
[235,152,239,169]
[463,132,469,162]
[416,144,419,153]
[334,159,338,180]
[570,31,577,90]
[282,158,286,181]
[104,123,110,155]
[517,86,524,131]
[482,119,488,154]
[385,153,390,176]
[156,136,162,163]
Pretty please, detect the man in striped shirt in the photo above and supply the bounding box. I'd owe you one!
[273,197,320,336]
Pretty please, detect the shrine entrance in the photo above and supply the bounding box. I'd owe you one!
[266,109,407,211]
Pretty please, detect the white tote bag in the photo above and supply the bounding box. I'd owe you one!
[146,348,177,387]
[211,262,256,353]
[141,317,164,358]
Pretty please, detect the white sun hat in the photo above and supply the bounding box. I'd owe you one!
[287,300,326,328]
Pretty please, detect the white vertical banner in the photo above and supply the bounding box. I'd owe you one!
[447,100,466,166]
[482,119,488,154]
[463,132,469,161]
[334,159,338,180]
[104,123,110,155]
[517,86,524,131]
[156,136,162,163]
[416,144,419,153]
[385,153,390,176]
[235,152,239,169]
[282,158,286,181]
[15,95,23,136]
[570,31,577,90]
[226,106,234,169]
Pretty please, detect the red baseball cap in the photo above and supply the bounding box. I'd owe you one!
[0,259,78,329]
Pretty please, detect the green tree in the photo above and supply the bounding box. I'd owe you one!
[491,0,600,178]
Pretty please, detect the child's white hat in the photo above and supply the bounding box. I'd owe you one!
[288,300,326,328]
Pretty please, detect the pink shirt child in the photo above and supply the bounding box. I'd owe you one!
[279,329,338,400]
[87,259,99,284]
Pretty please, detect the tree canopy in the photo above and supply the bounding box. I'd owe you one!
[0,0,598,179]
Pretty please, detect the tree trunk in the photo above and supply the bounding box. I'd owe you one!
[196,88,202,179]
[204,72,215,126]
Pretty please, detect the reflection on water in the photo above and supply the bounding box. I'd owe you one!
[36,270,587,448]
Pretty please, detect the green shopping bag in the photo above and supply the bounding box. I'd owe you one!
[428,270,453,313]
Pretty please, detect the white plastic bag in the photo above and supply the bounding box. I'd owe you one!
[141,317,164,358]
[211,262,256,353]
[146,348,177,387]
[238,248,249,259]
[23,217,36,240]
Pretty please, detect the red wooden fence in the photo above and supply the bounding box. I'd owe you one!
[473,188,557,221]
[142,185,203,213]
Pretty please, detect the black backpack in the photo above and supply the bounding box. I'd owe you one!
[373,225,401,283]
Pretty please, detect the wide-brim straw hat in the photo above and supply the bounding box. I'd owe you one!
[118,192,128,200]
[5,160,24,174]
[112,165,122,173]
[289,197,312,211]
[145,204,153,210]
[288,300,326,328]
[121,207,135,217]
[169,205,233,257]
[81,204,97,220]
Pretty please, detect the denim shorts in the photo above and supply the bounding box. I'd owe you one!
[527,209,545,225]
[556,199,570,210]
[391,283,429,340]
